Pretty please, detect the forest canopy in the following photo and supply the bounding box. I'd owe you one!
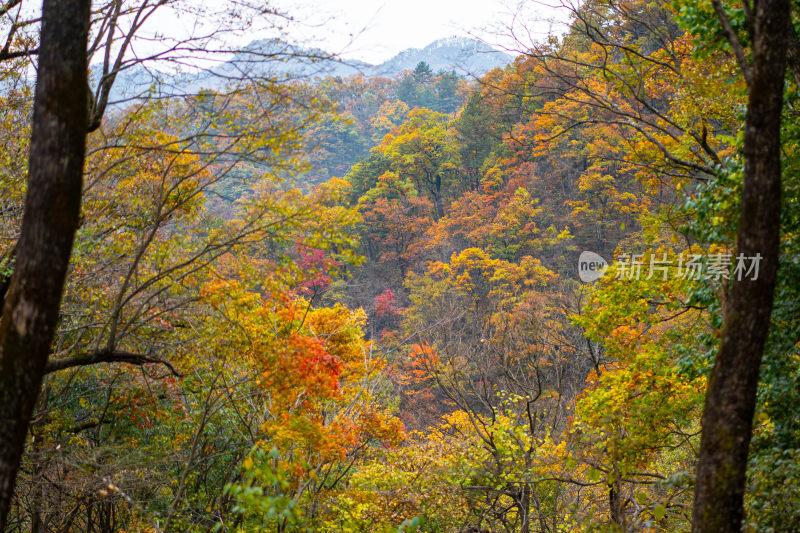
[0,0,798,532]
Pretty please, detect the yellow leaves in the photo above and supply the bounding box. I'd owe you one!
[440,410,472,433]
[577,172,614,194]
[481,164,506,191]
[312,176,354,206]
[357,410,406,447]
[435,248,555,297]
[556,226,574,242]
[370,100,410,136]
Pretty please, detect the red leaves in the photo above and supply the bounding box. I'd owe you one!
[374,289,399,318]
[295,242,340,297]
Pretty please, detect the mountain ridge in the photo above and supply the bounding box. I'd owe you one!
[93,36,514,102]
[369,36,512,77]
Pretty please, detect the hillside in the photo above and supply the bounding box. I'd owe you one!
[2,1,799,532]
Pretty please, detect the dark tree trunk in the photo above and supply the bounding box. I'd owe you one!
[609,483,622,529]
[692,1,790,532]
[433,173,444,220]
[0,0,91,527]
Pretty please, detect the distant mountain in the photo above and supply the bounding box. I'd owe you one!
[369,36,513,78]
[208,38,372,82]
[210,35,513,81]
[91,36,514,103]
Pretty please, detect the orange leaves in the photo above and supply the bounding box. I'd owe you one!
[407,342,439,381]
[258,331,341,398]
[201,270,404,483]
[357,410,406,447]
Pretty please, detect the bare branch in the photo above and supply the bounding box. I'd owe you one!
[0,0,22,19]
[711,0,753,85]
[44,349,182,376]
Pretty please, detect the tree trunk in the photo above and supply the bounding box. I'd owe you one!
[691,2,790,532]
[518,483,531,533]
[434,174,444,219]
[609,475,623,530]
[0,0,90,527]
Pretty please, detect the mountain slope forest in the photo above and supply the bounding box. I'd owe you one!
[0,0,798,532]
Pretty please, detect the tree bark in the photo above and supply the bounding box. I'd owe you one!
[691,1,790,532]
[518,483,531,533]
[610,482,622,529]
[0,0,91,527]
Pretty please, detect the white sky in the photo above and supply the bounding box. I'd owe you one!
[13,0,568,68]
[239,0,567,64]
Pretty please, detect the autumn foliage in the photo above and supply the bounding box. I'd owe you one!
[2,0,800,532]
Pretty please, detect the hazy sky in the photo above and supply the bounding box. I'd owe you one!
[15,0,566,67]
[264,0,566,64]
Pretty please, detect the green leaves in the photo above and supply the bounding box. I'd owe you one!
[653,503,667,521]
